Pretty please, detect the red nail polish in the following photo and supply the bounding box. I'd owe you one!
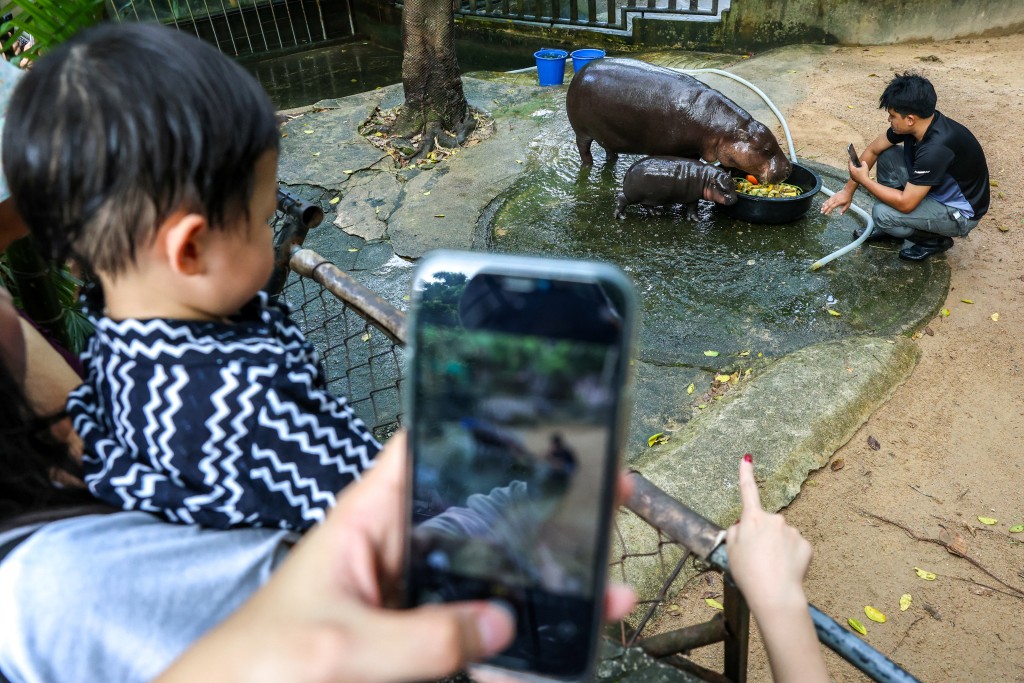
[742,453,753,464]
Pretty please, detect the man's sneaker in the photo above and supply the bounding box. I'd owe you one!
[898,235,954,261]
[853,227,901,243]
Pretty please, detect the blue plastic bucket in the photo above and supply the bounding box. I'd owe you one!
[534,49,568,86]
[570,48,605,73]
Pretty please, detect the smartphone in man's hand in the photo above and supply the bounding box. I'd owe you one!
[847,143,862,167]
[403,250,636,681]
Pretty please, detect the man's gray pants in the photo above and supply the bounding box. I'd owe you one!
[872,146,979,249]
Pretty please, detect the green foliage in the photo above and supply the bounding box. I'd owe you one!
[0,0,105,63]
[0,0,101,352]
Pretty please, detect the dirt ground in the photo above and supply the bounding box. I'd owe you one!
[664,33,1024,682]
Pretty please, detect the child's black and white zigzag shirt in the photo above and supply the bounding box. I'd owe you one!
[69,291,381,531]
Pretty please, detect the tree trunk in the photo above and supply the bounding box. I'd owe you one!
[393,0,476,158]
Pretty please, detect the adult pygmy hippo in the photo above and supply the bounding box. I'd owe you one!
[567,58,792,185]
[615,157,738,220]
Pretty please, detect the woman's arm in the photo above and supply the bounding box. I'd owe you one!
[19,317,83,460]
[726,455,829,683]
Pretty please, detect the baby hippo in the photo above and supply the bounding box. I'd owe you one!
[614,157,738,220]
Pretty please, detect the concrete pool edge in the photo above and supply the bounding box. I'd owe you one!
[618,334,920,599]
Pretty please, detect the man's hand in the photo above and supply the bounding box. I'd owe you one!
[820,187,854,216]
[847,158,871,186]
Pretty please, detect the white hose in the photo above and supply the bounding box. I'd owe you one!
[670,67,874,271]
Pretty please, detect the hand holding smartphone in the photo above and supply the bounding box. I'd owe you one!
[847,143,862,168]
[404,251,636,681]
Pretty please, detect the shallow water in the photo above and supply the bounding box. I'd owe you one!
[244,39,537,110]
[488,121,942,369]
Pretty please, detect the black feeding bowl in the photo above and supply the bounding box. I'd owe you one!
[720,162,822,224]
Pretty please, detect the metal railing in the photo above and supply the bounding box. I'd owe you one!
[446,0,721,34]
[107,0,342,56]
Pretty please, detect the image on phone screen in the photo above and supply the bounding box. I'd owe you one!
[407,255,633,679]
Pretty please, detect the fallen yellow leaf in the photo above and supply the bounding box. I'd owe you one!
[329,196,341,205]
[900,594,912,611]
[738,350,750,357]
[434,214,446,218]
[423,191,431,196]
[647,433,669,447]
[715,374,731,382]
[703,350,719,357]
[828,309,841,317]
[977,516,998,525]
[913,567,936,581]
[312,152,321,157]
[1009,524,1024,533]
[990,313,999,321]
[347,248,359,253]
[961,299,974,304]
[864,606,886,623]
[343,170,355,175]
[940,308,950,317]
[360,333,371,342]
[687,383,695,395]
[848,618,867,635]
[705,598,724,610]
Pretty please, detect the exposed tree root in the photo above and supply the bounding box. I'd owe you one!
[857,508,1024,599]
[359,105,494,170]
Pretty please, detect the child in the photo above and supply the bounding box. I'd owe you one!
[2,23,380,531]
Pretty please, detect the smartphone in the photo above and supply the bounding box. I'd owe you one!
[404,250,636,680]
[847,143,862,167]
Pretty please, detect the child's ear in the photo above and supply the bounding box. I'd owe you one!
[161,212,210,276]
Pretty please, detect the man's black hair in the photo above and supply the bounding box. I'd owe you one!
[879,71,937,119]
[2,23,280,275]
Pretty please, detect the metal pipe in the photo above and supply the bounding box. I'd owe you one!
[282,0,299,46]
[625,471,725,561]
[179,0,203,38]
[233,0,256,53]
[198,0,223,51]
[315,0,329,41]
[288,248,407,344]
[635,614,726,657]
[265,0,285,49]
[250,0,271,51]
[296,0,314,44]
[215,0,240,55]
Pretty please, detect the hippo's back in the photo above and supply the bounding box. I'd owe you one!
[566,59,715,158]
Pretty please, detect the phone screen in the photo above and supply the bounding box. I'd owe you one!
[406,254,634,679]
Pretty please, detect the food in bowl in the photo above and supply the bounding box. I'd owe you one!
[735,178,803,198]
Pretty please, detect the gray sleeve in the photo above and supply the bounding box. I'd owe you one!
[0,512,295,683]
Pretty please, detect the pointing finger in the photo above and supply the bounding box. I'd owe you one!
[738,454,762,520]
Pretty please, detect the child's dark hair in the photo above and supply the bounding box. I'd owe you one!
[879,72,937,119]
[2,23,280,275]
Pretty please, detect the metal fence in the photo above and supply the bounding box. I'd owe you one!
[107,0,352,56]
[447,0,722,34]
